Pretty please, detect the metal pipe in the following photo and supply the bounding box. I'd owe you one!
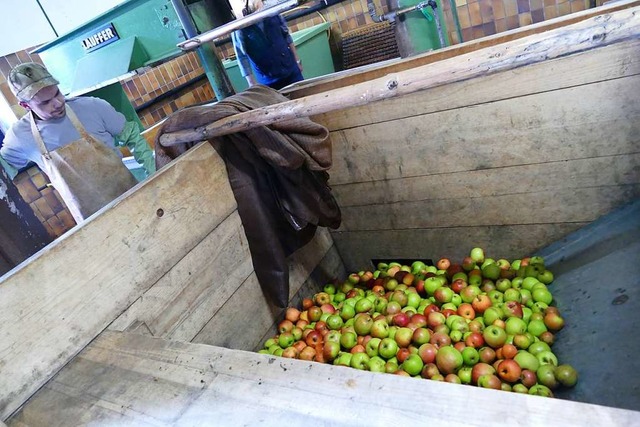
[177,0,300,51]
[425,0,446,48]
[170,0,235,100]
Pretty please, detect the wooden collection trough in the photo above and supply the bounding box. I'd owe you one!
[1,2,639,425]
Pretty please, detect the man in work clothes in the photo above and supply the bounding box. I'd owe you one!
[1,62,155,223]
[231,0,304,90]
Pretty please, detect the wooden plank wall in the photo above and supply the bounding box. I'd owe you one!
[0,141,345,420]
[6,330,638,426]
[308,37,640,271]
[108,222,341,352]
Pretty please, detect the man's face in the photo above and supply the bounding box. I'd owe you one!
[23,85,66,120]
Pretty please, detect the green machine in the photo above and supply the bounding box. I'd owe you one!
[396,0,449,56]
[33,0,189,125]
[33,0,234,125]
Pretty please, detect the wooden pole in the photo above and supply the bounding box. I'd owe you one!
[158,6,640,147]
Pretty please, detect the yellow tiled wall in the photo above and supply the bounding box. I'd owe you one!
[121,51,216,129]
[453,0,596,41]
[13,167,76,238]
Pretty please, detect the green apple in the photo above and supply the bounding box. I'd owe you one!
[522,277,540,291]
[532,288,553,305]
[406,292,422,309]
[470,247,485,264]
[326,314,344,330]
[482,263,501,281]
[365,337,382,358]
[536,350,558,367]
[527,319,548,337]
[402,354,425,376]
[483,325,507,348]
[514,350,539,372]
[495,278,512,292]
[378,337,399,359]
[528,341,551,356]
[334,352,352,367]
[462,346,480,366]
[483,306,503,325]
[350,352,370,370]
[536,364,558,389]
[505,317,527,335]
[555,364,578,387]
[529,384,553,397]
[340,331,358,350]
[368,356,387,373]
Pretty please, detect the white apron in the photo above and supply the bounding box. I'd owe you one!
[30,106,138,223]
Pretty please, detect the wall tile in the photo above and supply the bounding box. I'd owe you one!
[504,0,518,16]
[557,1,571,15]
[0,57,12,78]
[14,174,40,203]
[469,1,483,25]
[506,14,520,29]
[518,11,532,25]
[457,6,472,28]
[492,0,506,19]
[544,5,558,18]
[471,25,485,39]
[482,21,497,35]
[495,17,508,32]
[530,0,544,10]
[33,197,54,218]
[517,0,530,13]
[531,8,545,22]
[479,0,494,23]
[570,0,586,12]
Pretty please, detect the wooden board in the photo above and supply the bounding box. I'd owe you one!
[0,142,236,420]
[313,39,640,132]
[332,223,589,272]
[313,42,640,270]
[7,330,638,426]
[285,0,640,99]
[190,228,335,351]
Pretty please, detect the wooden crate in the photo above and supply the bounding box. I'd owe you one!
[1,2,639,425]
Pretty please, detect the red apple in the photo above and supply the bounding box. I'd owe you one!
[436,345,463,375]
[471,294,492,314]
[520,369,537,388]
[471,362,496,384]
[457,303,475,320]
[478,346,496,364]
[497,359,522,383]
[451,278,468,294]
[464,331,485,349]
[302,298,314,310]
[430,331,452,348]
[436,258,451,271]
[396,347,411,363]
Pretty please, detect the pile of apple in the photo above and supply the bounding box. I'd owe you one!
[259,248,578,397]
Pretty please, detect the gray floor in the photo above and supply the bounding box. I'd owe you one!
[536,199,640,411]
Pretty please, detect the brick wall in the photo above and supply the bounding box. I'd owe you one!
[121,51,217,129]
